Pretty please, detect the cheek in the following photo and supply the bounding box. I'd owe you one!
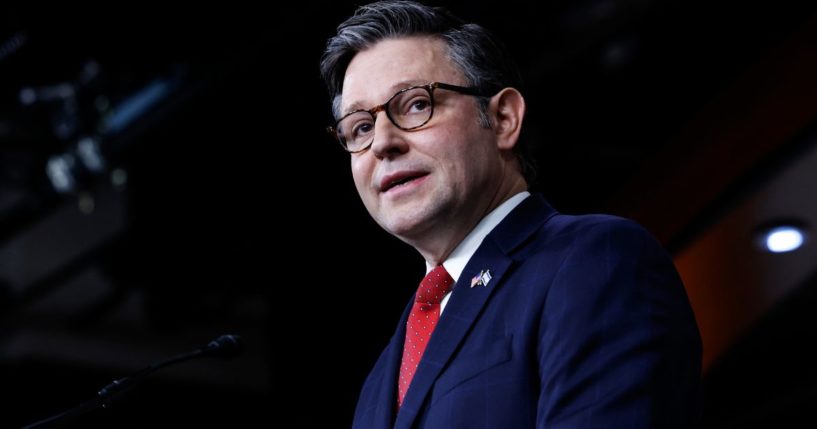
[436,130,483,173]
[351,157,372,195]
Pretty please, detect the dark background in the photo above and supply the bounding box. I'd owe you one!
[2,1,817,427]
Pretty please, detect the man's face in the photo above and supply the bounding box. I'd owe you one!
[341,37,503,244]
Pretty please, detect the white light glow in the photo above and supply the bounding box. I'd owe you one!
[764,226,805,253]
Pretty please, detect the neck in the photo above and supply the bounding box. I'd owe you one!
[411,176,527,266]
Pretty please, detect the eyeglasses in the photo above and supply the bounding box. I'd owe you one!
[327,82,487,153]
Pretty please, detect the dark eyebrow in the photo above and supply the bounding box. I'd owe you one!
[342,80,429,116]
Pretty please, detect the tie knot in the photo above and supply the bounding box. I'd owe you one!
[416,265,454,304]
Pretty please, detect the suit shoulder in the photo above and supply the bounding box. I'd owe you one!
[539,212,660,250]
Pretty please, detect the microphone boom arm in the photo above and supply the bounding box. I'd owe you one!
[21,334,243,429]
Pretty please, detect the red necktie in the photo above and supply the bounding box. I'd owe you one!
[397,265,455,409]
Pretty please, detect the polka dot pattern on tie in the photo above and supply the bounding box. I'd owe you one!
[397,265,455,409]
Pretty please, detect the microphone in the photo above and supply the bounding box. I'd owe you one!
[22,334,244,429]
[201,334,244,359]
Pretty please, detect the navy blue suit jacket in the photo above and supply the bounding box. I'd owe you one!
[352,194,702,428]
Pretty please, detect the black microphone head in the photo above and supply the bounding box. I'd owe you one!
[202,334,244,359]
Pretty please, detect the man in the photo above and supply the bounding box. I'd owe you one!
[321,2,702,428]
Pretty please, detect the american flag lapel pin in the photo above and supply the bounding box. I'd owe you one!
[470,269,492,288]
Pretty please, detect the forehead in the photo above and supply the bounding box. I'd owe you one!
[340,36,464,113]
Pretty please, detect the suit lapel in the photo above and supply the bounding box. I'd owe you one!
[394,194,557,428]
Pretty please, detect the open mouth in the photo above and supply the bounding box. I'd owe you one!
[382,172,429,193]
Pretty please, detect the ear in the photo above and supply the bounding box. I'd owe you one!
[489,87,526,151]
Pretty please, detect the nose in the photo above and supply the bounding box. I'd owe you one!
[370,111,409,159]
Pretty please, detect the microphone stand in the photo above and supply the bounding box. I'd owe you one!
[22,334,243,429]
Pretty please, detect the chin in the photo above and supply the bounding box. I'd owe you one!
[381,217,420,238]
[370,191,447,238]
[378,211,431,240]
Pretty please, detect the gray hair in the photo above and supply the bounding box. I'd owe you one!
[320,0,536,185]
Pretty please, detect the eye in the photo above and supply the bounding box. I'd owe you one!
[350,119,374,139]
[393,88,432,117]
[407,97,431,113]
